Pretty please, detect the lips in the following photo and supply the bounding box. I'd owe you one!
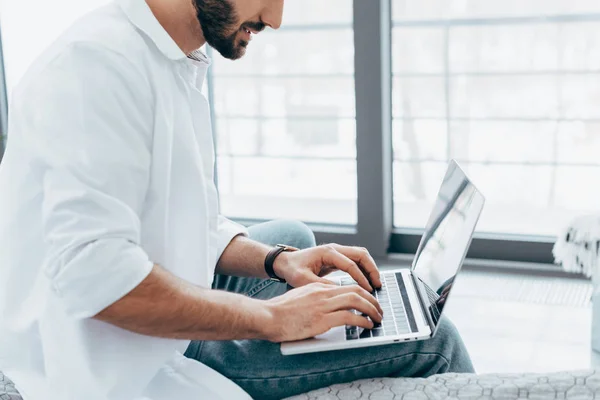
[241,27,252,42]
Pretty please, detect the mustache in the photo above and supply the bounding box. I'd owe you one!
[242,21,266,32]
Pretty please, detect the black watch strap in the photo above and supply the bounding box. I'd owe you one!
[264,244,297,283]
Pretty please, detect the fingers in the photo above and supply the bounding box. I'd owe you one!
[330,244,382,289]
[330,285,383,315]
[294,272,336,287]
[320,246,373,292]
[327,311,375,330]
[327,292,383,323]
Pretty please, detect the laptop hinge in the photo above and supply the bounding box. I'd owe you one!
[410,271,435,330]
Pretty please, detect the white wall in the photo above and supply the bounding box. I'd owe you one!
[0,0,111,96]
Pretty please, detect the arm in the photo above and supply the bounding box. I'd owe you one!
[96,265,382,343]
[217,235,383,292]
[97,237,385,341]
[95,264,272,340]
[215,235,272,278]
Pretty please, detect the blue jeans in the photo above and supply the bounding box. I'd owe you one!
[184,220,474,399]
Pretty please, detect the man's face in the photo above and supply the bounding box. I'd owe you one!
[193,0,284,60]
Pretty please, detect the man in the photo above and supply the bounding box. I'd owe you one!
[0,0,474,399]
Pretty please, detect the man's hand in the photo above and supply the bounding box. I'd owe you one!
[264,282,384,343]
[274,244,383,292]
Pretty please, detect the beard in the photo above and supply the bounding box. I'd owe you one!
[193,0,265,60]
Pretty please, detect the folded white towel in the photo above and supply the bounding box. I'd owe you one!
[553,215,600,280]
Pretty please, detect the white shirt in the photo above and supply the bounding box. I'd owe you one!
[0,1,251,399]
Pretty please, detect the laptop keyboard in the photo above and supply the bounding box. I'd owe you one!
[422,279,441,322]
[424,281,439,305]
[340,273,413,340]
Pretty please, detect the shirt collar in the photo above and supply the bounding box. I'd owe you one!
[118,0,210,64]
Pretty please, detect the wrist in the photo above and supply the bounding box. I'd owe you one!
[254,299,281,342]
[272,251,292,282]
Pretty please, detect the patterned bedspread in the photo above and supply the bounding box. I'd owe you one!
[3,369,600,399]
[286,370,600,400]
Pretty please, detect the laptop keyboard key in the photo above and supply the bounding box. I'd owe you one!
[359,329,372,339]
[372,328,384,337]
[346,327,359,340]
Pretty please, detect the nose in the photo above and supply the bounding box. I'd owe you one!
[261,0,284,30]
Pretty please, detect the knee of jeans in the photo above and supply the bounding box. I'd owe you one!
[431,317,473,372]
[277,219,316,249]
[431,318,464,354]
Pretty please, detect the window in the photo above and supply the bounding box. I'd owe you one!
[210,0,357,225]
[392,0,600,237]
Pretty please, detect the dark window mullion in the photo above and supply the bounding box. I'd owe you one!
[0,24,8,163]
[390,232,556,265]
[353,0,394,258]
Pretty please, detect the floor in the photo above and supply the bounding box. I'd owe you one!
[443,270,597,374]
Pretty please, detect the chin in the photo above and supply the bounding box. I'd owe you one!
[223,49,246,60]
[228,45,248,60]
[212,36,248,60]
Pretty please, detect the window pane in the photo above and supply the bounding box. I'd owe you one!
[393,1,600,236]
[212,1,356,224]
[392,28,445,74]
[213,76,355,118]
[449,25,560,72]
[557,122,600,164]
[281,0,352,26]
[393,161,598,236]
[450,75,560,119]
[218,157,356,224]
[448,121,555,163]
[212,29,354,76]
[392,77,446,118]
[392,119,447,161]
[1,0,111,96]
[393,0,600,21]
[217,118,356,159]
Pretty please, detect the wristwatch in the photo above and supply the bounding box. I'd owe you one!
[264,244,298,283]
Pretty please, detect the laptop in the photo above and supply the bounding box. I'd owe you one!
[281,160,485,355]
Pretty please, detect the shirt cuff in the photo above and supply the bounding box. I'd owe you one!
[216,216,248,261]
[49,238,154,319]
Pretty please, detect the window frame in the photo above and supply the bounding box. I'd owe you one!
[390,230,556,264]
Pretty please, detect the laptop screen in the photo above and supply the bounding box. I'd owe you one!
[411,160,485,330]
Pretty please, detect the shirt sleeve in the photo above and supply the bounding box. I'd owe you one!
[216,215,248,261]
[18,42,155,319]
